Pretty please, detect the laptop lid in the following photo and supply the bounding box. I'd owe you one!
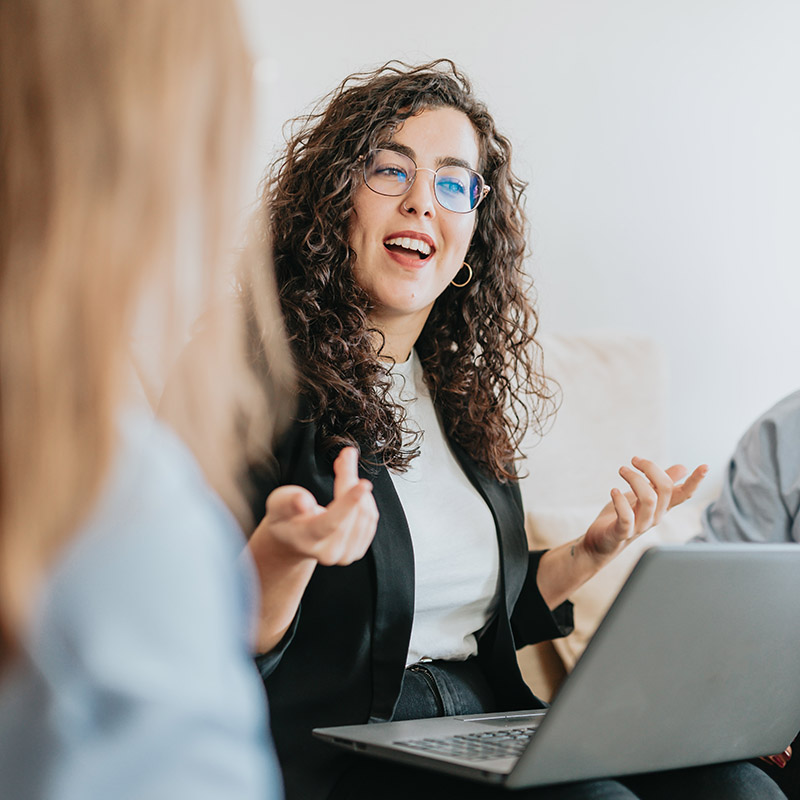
[507,543,800,786]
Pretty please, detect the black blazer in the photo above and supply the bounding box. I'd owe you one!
[253,418,574,800]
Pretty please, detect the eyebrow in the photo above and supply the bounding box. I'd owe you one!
[380,141,476,172]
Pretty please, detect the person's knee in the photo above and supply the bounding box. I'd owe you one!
[626,761,785,800]
[712,761,788,800]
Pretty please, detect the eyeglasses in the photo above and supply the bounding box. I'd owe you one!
[361,148,490,214]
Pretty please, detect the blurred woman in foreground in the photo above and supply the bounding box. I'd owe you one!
[0,1,292,798]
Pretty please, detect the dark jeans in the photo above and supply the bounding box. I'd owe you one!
[393,659,498,720]
[753,730,800,800]
[332,758,784,800]
[330,659,786,800]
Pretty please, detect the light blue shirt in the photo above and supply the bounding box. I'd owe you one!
[699,389,800,544]
[0,411,282,799]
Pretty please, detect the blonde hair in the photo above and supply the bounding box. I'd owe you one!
[0,0,293,657]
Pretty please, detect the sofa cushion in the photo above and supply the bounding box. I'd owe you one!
[519,332,668,510]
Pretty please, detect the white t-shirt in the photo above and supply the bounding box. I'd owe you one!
[387,352,501,666]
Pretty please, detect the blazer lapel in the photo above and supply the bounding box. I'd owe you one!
[449,443,529,614]
[366,464,415,722]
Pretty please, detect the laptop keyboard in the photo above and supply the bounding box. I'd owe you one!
[395,726,538,762]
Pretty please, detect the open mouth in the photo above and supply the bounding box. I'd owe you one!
[383,235,434,261]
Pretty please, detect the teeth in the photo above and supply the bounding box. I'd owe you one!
[385,236,432,256]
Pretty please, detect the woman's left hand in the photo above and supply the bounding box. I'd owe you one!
[581,457,708,564]
[537,457,708,610]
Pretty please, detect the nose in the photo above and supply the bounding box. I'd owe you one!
[400,168,437,218]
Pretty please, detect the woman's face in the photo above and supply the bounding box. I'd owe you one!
[349,106,481,337]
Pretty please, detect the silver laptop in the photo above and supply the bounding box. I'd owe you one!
[314,544,800,788]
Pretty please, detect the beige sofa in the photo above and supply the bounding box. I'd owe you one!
[516,332,703,701]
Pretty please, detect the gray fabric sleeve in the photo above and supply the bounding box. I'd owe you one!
[699,390,800,544]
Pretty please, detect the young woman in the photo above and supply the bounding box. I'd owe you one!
[0,1,293,797]
[246,61,783,800]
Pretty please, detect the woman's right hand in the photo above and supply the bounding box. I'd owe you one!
[251,447,378,567]
[247,447,378,653]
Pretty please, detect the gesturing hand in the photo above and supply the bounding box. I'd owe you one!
[581,457,707,563]
[250,447,379,568]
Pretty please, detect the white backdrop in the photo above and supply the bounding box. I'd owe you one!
[238,0,800,497]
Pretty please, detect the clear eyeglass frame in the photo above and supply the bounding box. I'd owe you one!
[360,148,491,214]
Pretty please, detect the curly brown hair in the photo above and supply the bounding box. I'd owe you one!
[259,59,556,481]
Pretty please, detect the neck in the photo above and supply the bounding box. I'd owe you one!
[370,309,429,363]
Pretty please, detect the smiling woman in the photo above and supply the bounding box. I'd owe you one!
[349,107,483,355]
[243,60,780,800]
[260,61,546,480]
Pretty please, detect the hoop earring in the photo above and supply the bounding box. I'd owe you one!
[450,262,473,288]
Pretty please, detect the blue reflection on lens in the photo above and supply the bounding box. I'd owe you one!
[470,174,481,208]
[436,174,469,211]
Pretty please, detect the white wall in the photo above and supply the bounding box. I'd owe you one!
[238,0,800,497]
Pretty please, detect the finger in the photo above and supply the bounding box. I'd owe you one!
[325,487,376,561]
[315,479,374,535]
[333,447,360,498]
[610,487,635,541]
[305,482,376,566]
[619,465,658,531]
[328,513,373,566]
[350,498,380,561]
[342,490,379,563]
[317,492,377,565]
[664,463,689,484]
[669,464,709,508]
[252,486,323,559]
[630,457,674,522]
[265,485,319,523]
